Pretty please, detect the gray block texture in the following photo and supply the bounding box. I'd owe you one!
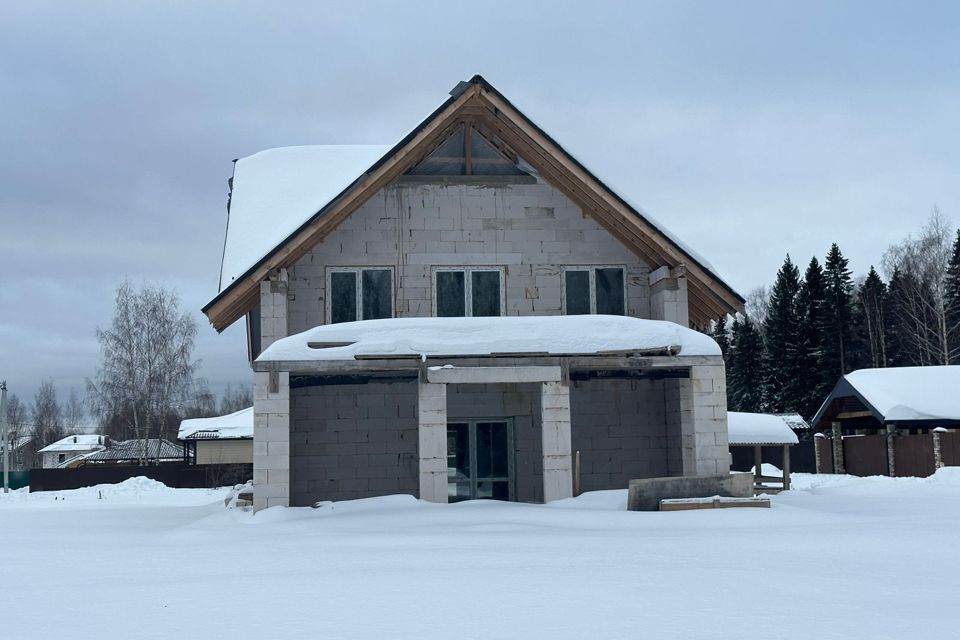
[626,473,754,511]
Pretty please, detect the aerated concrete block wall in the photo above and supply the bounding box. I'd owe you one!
[284,181,653,332]
[569,378,671,492]
[253,370,290,511]
[289,382,419,506]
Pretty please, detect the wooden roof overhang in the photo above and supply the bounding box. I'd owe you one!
[203,75,744,332]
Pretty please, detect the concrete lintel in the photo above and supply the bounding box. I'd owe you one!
[426,365,561,385]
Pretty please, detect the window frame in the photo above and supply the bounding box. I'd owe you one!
[431,266,506,317]
[561,265,628,315]
[325,266,396,324]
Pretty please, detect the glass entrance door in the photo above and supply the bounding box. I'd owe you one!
[447,420,513,502]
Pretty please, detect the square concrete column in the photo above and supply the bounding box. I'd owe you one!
[259,272,288,351]
[541,381,573,502]
[253,369,290,511]
[688,362,730,475]
[417,381,448,503]
[649,265,689,327]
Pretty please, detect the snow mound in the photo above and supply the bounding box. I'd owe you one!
[926,466,960,486]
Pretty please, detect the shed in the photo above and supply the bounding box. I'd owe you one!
[727,412,799,492]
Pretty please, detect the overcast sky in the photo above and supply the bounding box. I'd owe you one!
[1,1,958,407]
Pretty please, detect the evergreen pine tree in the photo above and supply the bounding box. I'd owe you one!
[728,315,765,412]
[945,229,960,362]
[710,315,730,357]
[885,268,910,366]
[823,243,856,374]
[857,267,888,368]
[796,257,831,418]
[763,255,803,412]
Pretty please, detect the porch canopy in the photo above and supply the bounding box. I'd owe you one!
[728,412,799,492]
[253,315,726,507]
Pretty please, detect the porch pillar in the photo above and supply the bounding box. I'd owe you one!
[689,363,729,475]
[649,265,689,327]
[253,369,290,511]
[886,423,897,477]
[541,381,573,502]
[417,381,448,503]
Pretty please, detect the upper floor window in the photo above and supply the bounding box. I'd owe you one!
[433,267,504,317]
[562,266,626,315]
[327,267,394,324]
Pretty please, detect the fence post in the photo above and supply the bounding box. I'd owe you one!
[814,433,824,474]
[933,428,944,470]
[832,421,845,474]
[886,423,896,477]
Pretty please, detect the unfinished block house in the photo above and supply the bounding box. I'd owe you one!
[202,76,743,510]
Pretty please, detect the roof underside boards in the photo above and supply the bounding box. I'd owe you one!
[204,75,743,331]
[727,412,800,446]
[255,315,721,365]
[813,366,960,428]
[178,407,254,440]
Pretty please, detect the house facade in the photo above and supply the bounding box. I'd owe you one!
[203,76,743,510]
[37,434,106,469]
[179,407,254,465]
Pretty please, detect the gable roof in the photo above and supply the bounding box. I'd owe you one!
[38,434,106,454]
[178,407,254,440]
[812,366,960,428]
[203,75,744,331]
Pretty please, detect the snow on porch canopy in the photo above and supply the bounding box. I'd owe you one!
[178,407,254,441]
[255,315,721,364]
[727,412,799,446]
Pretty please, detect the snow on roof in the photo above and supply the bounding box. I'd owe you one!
[257,315,721,364]
[38,434,106,453]
[841,366,960,422]
[219,145,393,291]
[727,412,799,445]
[178,407,253,440]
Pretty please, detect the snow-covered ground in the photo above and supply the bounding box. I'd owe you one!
[1,471,958,639]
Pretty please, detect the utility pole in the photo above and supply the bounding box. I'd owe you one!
[1,381,8,494]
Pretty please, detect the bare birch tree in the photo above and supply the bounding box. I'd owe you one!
[87,281,198,462]
[63,388,86,434]
[31,380,64,447]
[882,208,957,365]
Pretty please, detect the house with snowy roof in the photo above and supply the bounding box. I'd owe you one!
[202,75,743,510]
[37,434,106,468]
[178,407,253,465]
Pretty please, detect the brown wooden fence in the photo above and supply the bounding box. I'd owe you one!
[893,433,935,477]
[29,463,252,492]
[815,430,960,477]
[941,431,960,466]
[842,434,888,477]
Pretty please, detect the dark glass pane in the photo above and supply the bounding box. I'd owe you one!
[564,270,591,315]
[436,271,466,317]
[471,271,501,317]
[476,422,508,479]
[361,269,392,320]
[330,271,357,324]
[476,481,510,501]
[447,423,470,502]
[596,268,625,315]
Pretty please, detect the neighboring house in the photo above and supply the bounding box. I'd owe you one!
[37,434,106,469]
[812,366,960,433]
[77,439,185,466]
[1,435,37,473]
[202,75,743,510]
[178,408,253,465]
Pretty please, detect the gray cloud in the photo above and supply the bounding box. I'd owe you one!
[1,0,958,403]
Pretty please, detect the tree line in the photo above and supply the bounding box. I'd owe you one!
[715,209,960,420]
[5,281,251,453]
